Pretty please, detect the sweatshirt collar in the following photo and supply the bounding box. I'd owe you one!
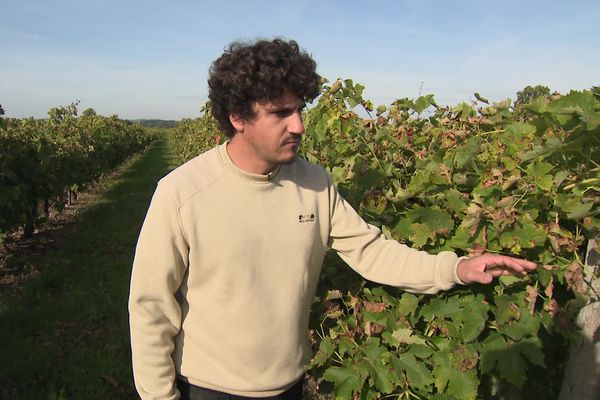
[217,141,281,183]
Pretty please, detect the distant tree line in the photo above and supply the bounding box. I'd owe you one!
[130,119,178,128]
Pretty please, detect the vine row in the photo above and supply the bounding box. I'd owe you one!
[169,81,600,399]
[0,104,155,241]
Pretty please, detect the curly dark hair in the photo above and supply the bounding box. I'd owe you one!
[208,38,321,137]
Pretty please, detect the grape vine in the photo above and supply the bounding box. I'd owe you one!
[0,103,154,241]
[169,80,599,399]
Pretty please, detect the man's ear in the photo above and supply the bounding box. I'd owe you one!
[229,114,244,134]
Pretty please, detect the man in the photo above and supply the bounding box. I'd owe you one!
[128,38,536,400]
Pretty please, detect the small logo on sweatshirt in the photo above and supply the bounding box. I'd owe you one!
[298,213,315,223]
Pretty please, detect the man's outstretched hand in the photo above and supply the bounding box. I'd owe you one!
[457,253,538,285]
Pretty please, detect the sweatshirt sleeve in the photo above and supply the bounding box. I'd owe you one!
[129,182,189,399]
[327,179,463,294]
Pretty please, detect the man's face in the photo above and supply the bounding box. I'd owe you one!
[230,91,305,174]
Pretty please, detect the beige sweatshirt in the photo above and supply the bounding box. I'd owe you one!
[129,142,463,399]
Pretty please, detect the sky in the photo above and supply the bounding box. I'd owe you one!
[1,0,599,120]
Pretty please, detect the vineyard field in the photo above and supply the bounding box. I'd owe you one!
[1,81,598,399]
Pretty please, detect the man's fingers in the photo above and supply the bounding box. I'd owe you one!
[457,254,538,285]
[486,265,527,276]
[487,268,518,277]
[483,255,537,273]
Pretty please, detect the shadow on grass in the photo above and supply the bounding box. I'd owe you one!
[0,140,177,400]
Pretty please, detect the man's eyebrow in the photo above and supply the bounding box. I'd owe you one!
[269,103,306,112]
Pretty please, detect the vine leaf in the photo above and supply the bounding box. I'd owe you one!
[392,353,433,389]
[323,366,363,399]
[480,334,545,387]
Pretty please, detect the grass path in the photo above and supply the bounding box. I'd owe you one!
[0,140,177,399]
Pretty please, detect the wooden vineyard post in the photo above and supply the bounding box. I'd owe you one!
[559,238,600,400]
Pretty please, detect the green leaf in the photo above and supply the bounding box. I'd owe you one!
[460,311,487,343]
[454,137,482,168]
[414,96,433,114]
[494,295,521,325]
[311,337,336,366]
[409,223,434,248]
[479,333,543,387]
[499,312,540,341]
[392,353,433,389]
[396,293,419,317]
[420,298,460,320]
[432,352,478,399]
[408,170,432,194]
[499,220,547,251]
[362,337,388,359]
[525,161,554,191]
[445,189,468,213]
[435,365,478,399]
[407,344,434,359]
[406,208,454,235]
[362,358,396,394]
[479,333,506,374]
[554,193,595,220]
[446,227,471,250]
[566,202,594,220]
[331,166,348,183]
[324,366,363,399]
[495,343,529,387]
[518,337,546,368]
[524,97,548,114]
[338,336,358,356]
[549,90,600,130]
[505,122,537,140]
[356,167,384,190]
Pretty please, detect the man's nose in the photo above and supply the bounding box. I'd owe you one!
[289,110,304,135]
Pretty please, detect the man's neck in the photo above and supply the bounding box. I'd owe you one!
[225,137,277,175]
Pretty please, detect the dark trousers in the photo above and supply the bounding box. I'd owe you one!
[176,378,303,400]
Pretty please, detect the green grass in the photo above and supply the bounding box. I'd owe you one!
[0,140,177,399]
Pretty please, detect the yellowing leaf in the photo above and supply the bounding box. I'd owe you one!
[392,328,426,345]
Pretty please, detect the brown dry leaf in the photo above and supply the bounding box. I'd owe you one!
[525,285,538,315]
[544,278,554,299]
[544,299,559,317]
[481,224,488,246]
[364,321,385,337]
[352,323,364,338]
[565,261,587,294]
[325,289,342,301]
[324,302,342,319]
[496,196,514,208]
[548,234,562,254]
[453,345,479,372]
[502,174,521,190]
[363,301,386,313]
[349,296,361,312]
[307,329,317,346]
[468,243,486,257]
[438,163,452,183]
